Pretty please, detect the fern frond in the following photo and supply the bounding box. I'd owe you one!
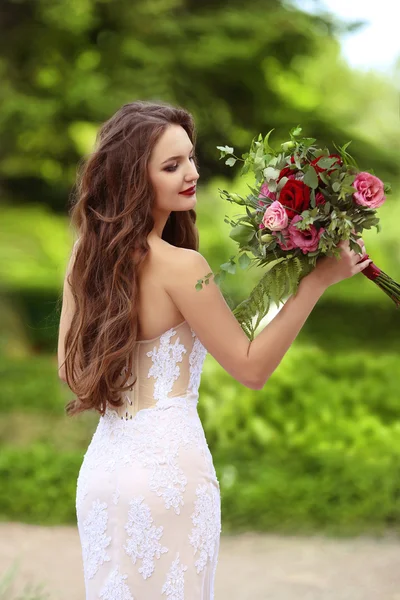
[233,255,314,340]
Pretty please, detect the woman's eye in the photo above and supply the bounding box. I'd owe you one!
[165,156,195,172]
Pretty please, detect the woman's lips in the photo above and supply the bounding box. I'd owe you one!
[179,186,196,196]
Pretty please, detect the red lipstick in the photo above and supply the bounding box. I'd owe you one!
[179,185,196,196]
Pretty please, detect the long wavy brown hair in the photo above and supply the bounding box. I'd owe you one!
[62,100,199,417]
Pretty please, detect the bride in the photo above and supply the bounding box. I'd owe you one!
[57,100,371,599]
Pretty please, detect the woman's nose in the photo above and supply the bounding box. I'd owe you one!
[189,165,200,181]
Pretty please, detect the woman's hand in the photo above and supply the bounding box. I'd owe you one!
[308,238,372,291]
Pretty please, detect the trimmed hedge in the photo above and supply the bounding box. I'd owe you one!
[0,444,80,524]
[1,345,400,533]
[0,354,69,415]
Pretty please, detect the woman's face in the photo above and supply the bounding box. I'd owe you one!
[148,124,200,214]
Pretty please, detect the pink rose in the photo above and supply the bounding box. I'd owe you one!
[273,228,296,251]
[353,172,385,208]
[287,215,325,254]
[258,182,276,208]
[262,200,288,231]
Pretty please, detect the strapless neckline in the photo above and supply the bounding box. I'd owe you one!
[136,319,188,344]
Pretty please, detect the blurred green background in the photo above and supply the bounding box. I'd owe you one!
[1,0,400,536]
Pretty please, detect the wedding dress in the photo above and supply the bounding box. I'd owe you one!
[76,319,221,599]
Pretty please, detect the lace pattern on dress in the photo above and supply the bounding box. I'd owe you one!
[77,404,204,515]
[188,483,221,574]
[188,331,208,393]
[161,552,187,599]
[124,496,169,579]
[81,499,111,580]
[99,566,134,600]
[146,329,187,401]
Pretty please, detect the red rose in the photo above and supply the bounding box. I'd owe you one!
[278,180,311,219]
[310,154,342,174]
[315,192,326,206]
[278,166,297,181]
[277,156,298,182]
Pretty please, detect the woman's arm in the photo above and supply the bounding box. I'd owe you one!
[164,241,370,389]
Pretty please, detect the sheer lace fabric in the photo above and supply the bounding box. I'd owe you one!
[76,321,221,599]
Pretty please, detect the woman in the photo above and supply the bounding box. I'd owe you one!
[57,100,372,599]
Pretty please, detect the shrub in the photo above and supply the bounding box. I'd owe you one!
[1,345,400,533]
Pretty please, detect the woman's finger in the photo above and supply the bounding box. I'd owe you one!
[356,257,373,272]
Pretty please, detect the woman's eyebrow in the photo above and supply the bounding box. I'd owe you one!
[161,148,194,165]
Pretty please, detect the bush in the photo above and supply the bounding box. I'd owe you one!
[0,444,80,524]
[199,345,400,461]
[1,345,400,533]
[0,355,69,415]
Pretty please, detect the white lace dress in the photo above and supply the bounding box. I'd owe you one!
[76,320,221,599]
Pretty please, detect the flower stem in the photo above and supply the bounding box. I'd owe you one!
[362,261,400,307]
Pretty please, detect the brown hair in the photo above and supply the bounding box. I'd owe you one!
[62,100,199,417]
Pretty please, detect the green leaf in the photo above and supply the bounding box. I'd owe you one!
[220,259,236,274]
[303,166,319,189]
[195,282,203,291]
[214,273,221,286]
[319,171,330,186]
[349,239,363,254]
[302,137,317,147]
[229,192,246,205]
[241,162,250,176]
[232,255,313,340]
[342,141,352,153]
[324,201,331,214]
[263,129,276,155]
[229,224,255,244]
[217,145,234,156]
[263,166,280,180]
[290,125,302,137]
[332,181,341,193]
[316,157,339,169]
[238,253,251,269]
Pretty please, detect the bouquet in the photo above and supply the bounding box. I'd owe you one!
[196,126,399,341]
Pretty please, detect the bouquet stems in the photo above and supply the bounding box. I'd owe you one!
[362,255,400,307]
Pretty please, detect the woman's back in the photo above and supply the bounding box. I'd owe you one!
[134,235,187,342]
[75,235,221,599]
[113,318,207,420]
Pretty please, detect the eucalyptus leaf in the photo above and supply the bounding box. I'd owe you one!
[238,253,252,269]
[302,137,317,147]
[217,145,234,156]
[316,157,339,169]
[290,125,302,137]
[303,166,319,189]
[263,166,280,180]
[229,224,255,244]
[213,273,221,286]
[220,260,237,274]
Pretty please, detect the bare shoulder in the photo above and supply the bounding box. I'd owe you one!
[150,239,210,282]
[164,244,210,276]
[161,243,258,388]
